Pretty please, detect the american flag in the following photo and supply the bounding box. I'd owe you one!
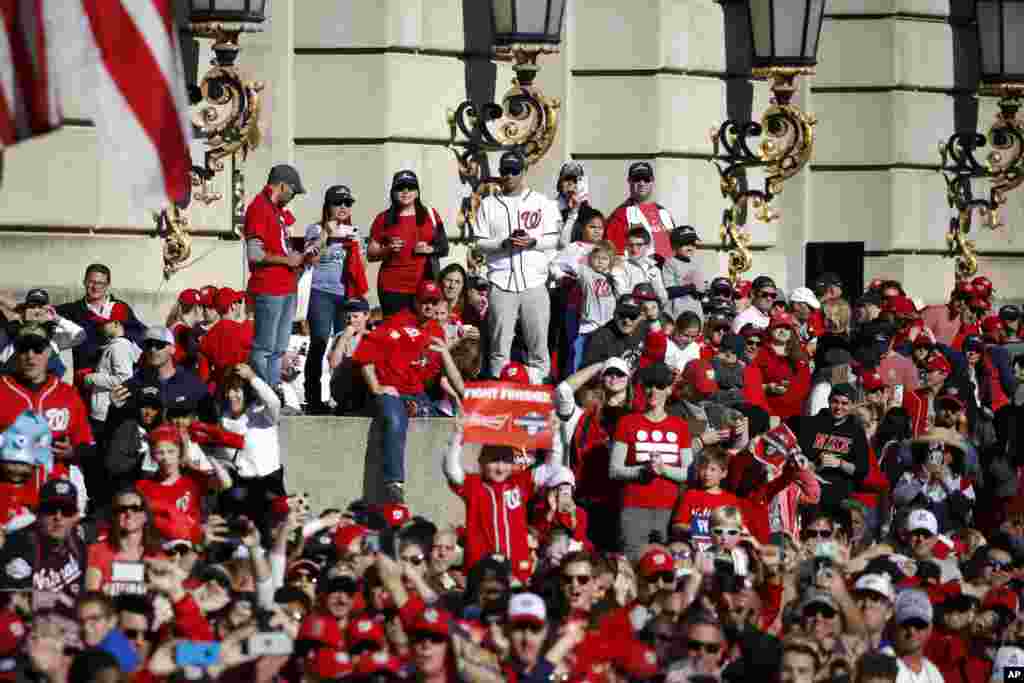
[0,0,191,209]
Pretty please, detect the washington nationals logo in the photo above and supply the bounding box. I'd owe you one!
[519,210,541,230]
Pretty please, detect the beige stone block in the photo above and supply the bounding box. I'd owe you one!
[661,0,726,73]
[573,0,661,70]
[826,0,949,16]
[890,92,953,166]
[886,169,951,248]
[420,0,466,52]
[386,54,479,140]
[0,128,100,227]
[659,75,726,154]
[294,55,389,138]
[813,92,892,165]
[889,0,950,17]
[817,20,894,87]
[809,170,891,247]
[892,21,953,89]
[571,77,660,154]
[294,0,388,48]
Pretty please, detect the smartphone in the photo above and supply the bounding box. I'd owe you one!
[363,532,381,554]
[175,641,220,668]
[243,632,293,657]
[111,561,145,584]
[815,541,838,561]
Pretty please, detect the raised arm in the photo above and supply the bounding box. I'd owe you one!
[443,424,466,487]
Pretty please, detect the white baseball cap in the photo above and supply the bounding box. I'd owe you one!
[790,287,821,310]
[602,357,631,376]
[853,573,894,602]
[546,468,576,490]
[906,509,938,536]
[508,592,546,625]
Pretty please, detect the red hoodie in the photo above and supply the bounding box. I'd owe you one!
[751,346,811,418]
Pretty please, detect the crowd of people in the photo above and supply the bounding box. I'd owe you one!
[0,153,1023,683]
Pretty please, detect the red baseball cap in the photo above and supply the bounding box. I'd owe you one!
[346,616,386,648]
[306,649,353,679]
[297,613,343,648]
[214,288,244,315]
[270,496,290,518]
[408,607,452,638]
[148,423,182,449]
[376,503,411,529]
[610,639,660,679]
[199,285,218,307]
[972,275,994,297]
[416,281,443,302]
[637,548,673,579]
[681,358,719,399]
[641,332,669,367]
[736,280,753,299]
[333,524,368,554]
[0,611,25,655]
[983,586,1020,614]
[178,289,202,307]
[884,295,916,316]
[861,369,886,392]
[499,362,531,385]
[927,354,952,374]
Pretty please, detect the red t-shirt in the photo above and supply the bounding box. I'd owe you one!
[451,470,537,583]
[672,489,741,551]
[0,376,94,448]
[612,413,690,509]
[245,187,298,296]
[137,473,208,528]
[352,310,444,396]
[86,540,151,596]
[370,209,441,294]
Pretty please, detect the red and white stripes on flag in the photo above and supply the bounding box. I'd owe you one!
[1,0,192,210]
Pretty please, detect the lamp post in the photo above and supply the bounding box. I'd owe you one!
[938,0,1023,280]
[446,0,565,247]
[156,0,267,279]
[710,0,825,283]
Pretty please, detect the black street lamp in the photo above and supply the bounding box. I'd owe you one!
[490,0,567,47]
[939,0,1024,280]
[710,0,826,283]
[188,0,268,25]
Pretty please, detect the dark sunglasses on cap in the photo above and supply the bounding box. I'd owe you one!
[804,604,838,619]
[39,502,76,517]
[14,337,49,354]
[686,639,721,655]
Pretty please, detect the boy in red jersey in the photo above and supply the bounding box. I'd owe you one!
[672,447,741,552]
[442,420,570,584]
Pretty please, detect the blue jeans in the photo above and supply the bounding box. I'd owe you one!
[249,293,297,387]
[374,392,437,484]
[305,288,347,407]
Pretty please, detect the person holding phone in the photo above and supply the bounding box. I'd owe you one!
[367,170,448,317]
[85,487,161,596]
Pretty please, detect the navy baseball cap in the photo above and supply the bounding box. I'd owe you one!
[344,298,370,313]
[628,161,654,179]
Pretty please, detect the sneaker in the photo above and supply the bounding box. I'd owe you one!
[383,482,405,504]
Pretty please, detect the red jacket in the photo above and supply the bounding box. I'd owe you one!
[852,446,890,510]
[903,387,935,436]
[352,310,444,396]
[751,347,811,418]
[342,239,369,298]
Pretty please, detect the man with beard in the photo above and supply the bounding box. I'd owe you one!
[794,383,869,515]
[581,295,647,371]
[0,479,86,619]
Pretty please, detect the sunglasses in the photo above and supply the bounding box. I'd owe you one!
[561,574,592,586]
[759,291,778,300]
[988,559,1012,571]
[122,629,148,642]
[15,338,49,354]
[711,528,741,538]
[500,168,522,177]
[617,312,641,321]
[804,604,838,619]
[394,184,418,193]
[630,175,654,183]
[745,338,762,347]
[142,340,170,351]
[332,199,355,208]
[39,503,76,517]
[165,545,192,557]
[686,639,721,655]
[291,571,318,583]
[402,554,425,567]
[900,619,930,631]
[801,528,833,540]
[412,633,447,645]
[114,504,145,515]
[649,571,676,585]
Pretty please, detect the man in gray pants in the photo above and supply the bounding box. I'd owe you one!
[476,152,561,382]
